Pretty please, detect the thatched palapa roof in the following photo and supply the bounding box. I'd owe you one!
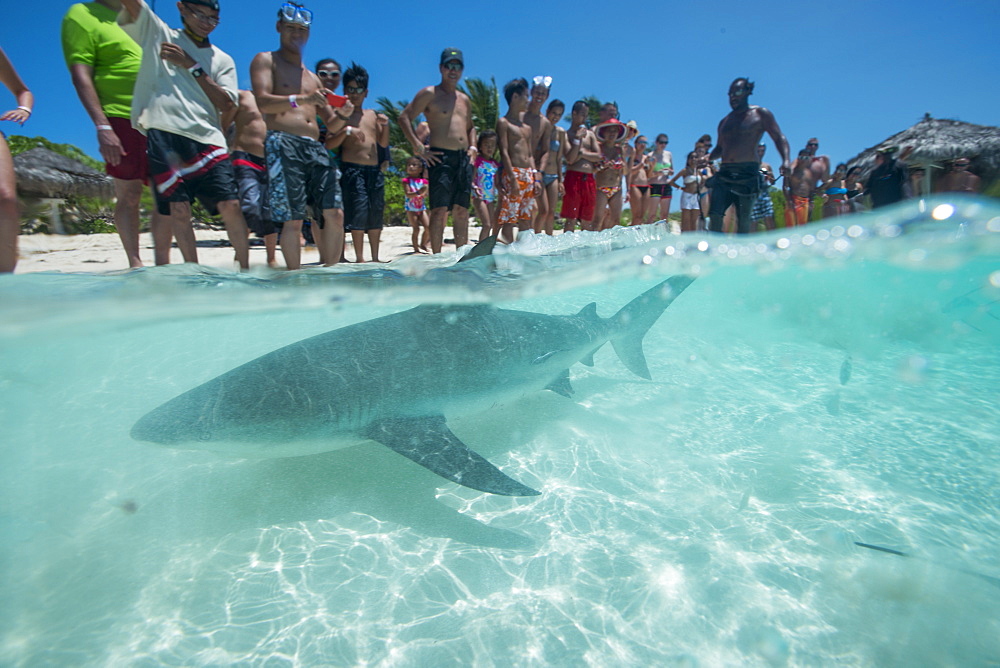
[12,147,113,200]
[846,114,1000,189]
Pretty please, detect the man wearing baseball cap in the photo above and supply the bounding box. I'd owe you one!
[399,48,477,253]
[117,0,250,268]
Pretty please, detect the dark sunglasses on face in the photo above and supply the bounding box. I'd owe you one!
[317,69,340,78]
[656,140,666,144]
[807,143,819,147]
[183,3,220,26]
[345,85,366,94]
[443,61,463,72]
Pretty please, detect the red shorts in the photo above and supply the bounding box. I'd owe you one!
[560,170,596,221]
[106,116,149,182]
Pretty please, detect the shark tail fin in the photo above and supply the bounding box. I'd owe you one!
[610,275,695,379]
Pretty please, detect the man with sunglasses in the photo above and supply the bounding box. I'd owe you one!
[708,77,791,235]
[250,2,348,269]
[118,0,250,268]
[793,137,829,220]
[399,48,476,253]
[326,63,389,263]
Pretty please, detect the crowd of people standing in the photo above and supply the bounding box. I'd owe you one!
[0,0,988,274]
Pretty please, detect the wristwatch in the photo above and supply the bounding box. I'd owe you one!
[190,66,205,79]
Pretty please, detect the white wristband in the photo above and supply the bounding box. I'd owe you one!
[289,95,298,109]
[17,105,32,115]
[572,139,580,145]
[345,126,353,136]
[96,124,113,131]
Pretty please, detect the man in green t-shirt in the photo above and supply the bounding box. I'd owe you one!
[62,0,169,267]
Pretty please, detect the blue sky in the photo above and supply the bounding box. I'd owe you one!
[2,0,999,168]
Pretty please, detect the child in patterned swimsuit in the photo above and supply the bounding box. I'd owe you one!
[472,130,500,241]
[402,156,430,253]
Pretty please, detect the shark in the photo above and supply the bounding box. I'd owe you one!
[131,275,694,496]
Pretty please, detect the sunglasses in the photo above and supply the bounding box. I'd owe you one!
[807,143,819,147]
[443,61,463,72]
[279,3,313,26]
[183,3,220,26]
[533,75,553,88]
[344,85,366,94]
[317,69,340,78]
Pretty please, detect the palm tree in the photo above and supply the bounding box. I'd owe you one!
[459,77,499,135]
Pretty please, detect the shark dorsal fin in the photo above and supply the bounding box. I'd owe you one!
[576,302,600,321]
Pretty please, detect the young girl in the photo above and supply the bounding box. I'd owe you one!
[629,135,651,225]
[472,130,500,240]
[593,119,628,230]
[402,156,430,254]
[668,151,704,233]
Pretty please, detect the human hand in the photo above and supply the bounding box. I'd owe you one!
[0,107,30,124]
[97,125,126,166]
[418,146,443,166]
[467,145,478,161]
[558,181,565,196]
[159,42,196,69]
[347,128,366,144]
[376,113,389,128]
[575,127,587,141]
[338,99,355,117]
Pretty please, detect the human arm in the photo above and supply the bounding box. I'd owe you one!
[496,118,513,175]
[0,47,33,125]
[667,168,686,189]
[118,0,142,22]
[579,132,602,163]
[399,87,440,165]
[760,108,791,176]
[377,112,390,148]
[158,42,234,114]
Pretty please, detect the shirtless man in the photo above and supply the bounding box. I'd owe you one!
[224,90,278,267]
[327,63,389,262]
[708,77,791,234]
[118,0,250,269]
[250,2,346,270]
[783,150,814,227]
[496,78,539,244]
[560,100,601,232]
[795,137,830,210]
[539,98,566,235]
[936,157,981,194]
[399,48,476,253]
[523,76,552,234]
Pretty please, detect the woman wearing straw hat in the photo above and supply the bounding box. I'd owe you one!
[593,118,629,230]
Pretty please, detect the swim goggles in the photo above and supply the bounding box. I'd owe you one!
[533,75,553,88]
[279,3,313,26]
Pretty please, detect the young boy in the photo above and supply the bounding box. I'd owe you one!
[224,90,278,267]
[326,63,389,263]
[118,0,250,268]
[523,76,552,234]
[496,78,539,245]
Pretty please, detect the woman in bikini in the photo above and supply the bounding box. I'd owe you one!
[647,133,674,223]
[539,99,565,235]
[593,119,628,231]
[629,135,651,225]
[820,163,850,219]
[668,151,704,233]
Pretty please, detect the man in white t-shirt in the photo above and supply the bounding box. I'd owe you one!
[119,0,249,268]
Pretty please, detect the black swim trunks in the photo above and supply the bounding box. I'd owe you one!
[649,183,672,198]
[340,161,385,232]
[147,129,237,216]
[709,162,762,234]
[231,151,277,237]
[428,146,472,210]
[265,130,342,227]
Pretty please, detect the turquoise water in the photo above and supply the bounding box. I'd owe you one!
[2,196,998,666]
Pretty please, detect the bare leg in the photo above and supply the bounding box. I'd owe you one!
[452,205,469,249]
[216,199,250,270]
[112,178,144,268]
[593,190,609,231]
[264,232,278,267]
[659,193,672,221]
[310,220,326,265]
[543,179,559,235]
[150,209,173,265]
[429,206,447,253]
[0,135,19,273]
[531,187,548,234]
[609,190,623,230]
[321,208,344,266]
[168,201,198,263]
[474,198,493,240]
[280,219,303,270]
[648,196,662,223]
[368,229,382,262]
[351,229,366,263]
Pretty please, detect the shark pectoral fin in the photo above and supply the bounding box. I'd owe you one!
[364,416,541,496]
[581,347,601,367]
[545,371,574,397]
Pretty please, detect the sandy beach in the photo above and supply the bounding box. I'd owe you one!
[13,225,484,274]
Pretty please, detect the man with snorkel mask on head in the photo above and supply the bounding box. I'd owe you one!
[251,2,349,270]
[118,0,251,268]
